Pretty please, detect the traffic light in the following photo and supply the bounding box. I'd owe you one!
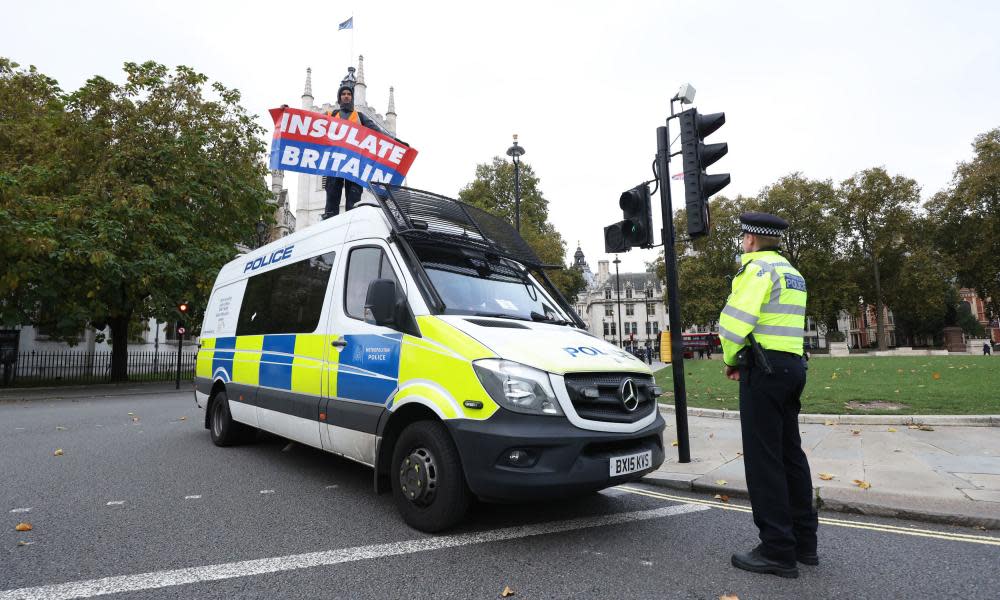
[604,184,653,253]
[177,301,189,315]
[678,108,730,238]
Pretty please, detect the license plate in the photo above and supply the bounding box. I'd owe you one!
[609,450,652,477]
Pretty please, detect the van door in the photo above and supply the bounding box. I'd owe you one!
[322,241,406,465]
[237,251,336,449]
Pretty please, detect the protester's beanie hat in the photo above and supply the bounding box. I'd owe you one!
[337,66,357,106]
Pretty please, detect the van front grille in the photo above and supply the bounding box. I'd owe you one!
[563,373,656,424]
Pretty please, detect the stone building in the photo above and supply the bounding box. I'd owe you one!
[571,247,668,355]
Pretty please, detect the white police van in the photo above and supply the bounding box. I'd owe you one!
[195,185,665,531]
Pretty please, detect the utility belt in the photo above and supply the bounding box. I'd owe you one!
[735,334,806,375]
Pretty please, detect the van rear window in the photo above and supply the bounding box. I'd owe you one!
[236,252,335,336]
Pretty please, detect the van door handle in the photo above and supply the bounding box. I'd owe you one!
[331,338,347,348]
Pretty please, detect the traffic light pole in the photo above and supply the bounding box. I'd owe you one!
[175,330,184,390]
[656,116,691,464]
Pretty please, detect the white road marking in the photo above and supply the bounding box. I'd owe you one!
[10,508,32,514]
[105,501,124,506]
[184,496,202,500]
[325,485,339,490]
[259,490,274,494]
[0,503,707,599]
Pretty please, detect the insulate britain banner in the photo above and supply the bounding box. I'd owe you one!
[268,106,418,186]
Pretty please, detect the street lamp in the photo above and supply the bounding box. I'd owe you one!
[506,134,525,232]
[256,220,268,249]
[613,255,623,348]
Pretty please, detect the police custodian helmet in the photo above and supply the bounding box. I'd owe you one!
[740,212,788,237]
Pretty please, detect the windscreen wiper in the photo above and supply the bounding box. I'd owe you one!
[473,311,532,322]
[530,311,571,325]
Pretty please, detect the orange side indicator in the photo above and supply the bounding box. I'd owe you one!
[319,412,327,421]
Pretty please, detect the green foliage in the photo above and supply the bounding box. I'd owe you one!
[927,128,1000,320]
[837,167,921,350]
[956,302,987,338]
[0,59,272,379]
[655,356,1000,415]
[458,157,586,303]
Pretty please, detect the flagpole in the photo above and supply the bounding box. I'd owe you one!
[350,15,355,68]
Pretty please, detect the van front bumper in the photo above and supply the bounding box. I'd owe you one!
[446,408,665,502]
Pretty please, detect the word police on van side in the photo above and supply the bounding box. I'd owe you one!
[245,245,294,273]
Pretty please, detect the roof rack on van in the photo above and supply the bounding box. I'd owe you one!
[369,184,543,268]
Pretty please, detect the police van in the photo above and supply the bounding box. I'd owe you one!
[194,185,665,531]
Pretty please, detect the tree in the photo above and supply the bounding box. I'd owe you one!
[927,128,1000,321]
[458,157,586,303]
[0,60,272,380]
[837,167,920,350]
[749,174,857,338]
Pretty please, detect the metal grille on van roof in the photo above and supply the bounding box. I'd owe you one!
[369,184,543,267]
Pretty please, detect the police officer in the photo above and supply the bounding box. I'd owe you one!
[719,212,817,579]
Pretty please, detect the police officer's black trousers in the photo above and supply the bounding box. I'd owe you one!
[323,177,362,218]
[739,352,818,563]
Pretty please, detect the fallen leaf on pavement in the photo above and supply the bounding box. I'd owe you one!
[720,595,740,600]
[824,421,835,426]
[713,494,730,503]
[818,473,835,481]
[918,425,935,431]
[908,425,920,430]
[179,416,187,421]
[671,440,679,447]
[501,586,515,597]
[15,523,32,532]
[715,480,728,486]
[887,427,897,432]
[851,429,861,435]
[852,479,871,490]
[127,412,134,416]
[735,451,743,457]
[131,417,140,423]
[53,449,63,456]
[56,426,66,431]
[932,372,941,380]
[17,540,33,546]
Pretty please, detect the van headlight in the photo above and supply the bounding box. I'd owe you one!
[472,359,563,416]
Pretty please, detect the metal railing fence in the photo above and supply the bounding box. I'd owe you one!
[0,350,197,387]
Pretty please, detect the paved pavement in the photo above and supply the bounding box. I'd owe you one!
[651,405,1000,529]
[3,390,999,599]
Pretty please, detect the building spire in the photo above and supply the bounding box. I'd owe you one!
[354,55,367,106]
[385,86,397,136]
[301,67,314,109]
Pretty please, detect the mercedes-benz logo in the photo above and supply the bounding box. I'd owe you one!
[620,378,639,412]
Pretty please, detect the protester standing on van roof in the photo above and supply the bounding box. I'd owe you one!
[323,69,408,220]
[719,212,817,579]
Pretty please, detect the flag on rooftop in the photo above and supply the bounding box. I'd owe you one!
[338,17,353,30]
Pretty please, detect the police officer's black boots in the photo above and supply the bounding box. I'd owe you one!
[731,546,799,578]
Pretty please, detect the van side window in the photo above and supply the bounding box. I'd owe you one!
[236,252,335,336]
[345,246,400,320]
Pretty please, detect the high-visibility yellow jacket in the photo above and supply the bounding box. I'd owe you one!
[718,250,807,366]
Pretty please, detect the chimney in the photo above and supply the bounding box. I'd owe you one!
[598,260,609,282]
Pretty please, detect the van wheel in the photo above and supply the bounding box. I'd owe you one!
[391,420,470,532]
[209,390,254,446]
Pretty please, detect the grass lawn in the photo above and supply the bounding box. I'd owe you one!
[654,355,1000,415]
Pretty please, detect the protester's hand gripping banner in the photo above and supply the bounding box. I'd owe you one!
[268,106,418,187]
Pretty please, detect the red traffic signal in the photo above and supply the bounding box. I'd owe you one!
[177,302,189,314]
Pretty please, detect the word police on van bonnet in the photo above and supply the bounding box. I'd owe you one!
[268,106,418,188]
[245,245,294,273]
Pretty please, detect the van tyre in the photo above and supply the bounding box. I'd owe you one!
[391,420,471,532]
[209,390,254,446]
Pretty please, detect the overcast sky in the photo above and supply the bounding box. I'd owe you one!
[6,0,998,273]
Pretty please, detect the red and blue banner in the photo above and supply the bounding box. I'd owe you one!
[268,106,418,187]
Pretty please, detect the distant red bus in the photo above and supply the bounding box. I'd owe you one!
[658,332,721,362]
[682,332,720,358]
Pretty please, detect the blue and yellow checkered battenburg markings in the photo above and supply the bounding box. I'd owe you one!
[337,334,403,404]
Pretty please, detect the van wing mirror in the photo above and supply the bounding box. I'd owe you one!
[364,279,397,326]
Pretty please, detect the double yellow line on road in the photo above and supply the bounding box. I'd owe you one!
[618,485,1000,547]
